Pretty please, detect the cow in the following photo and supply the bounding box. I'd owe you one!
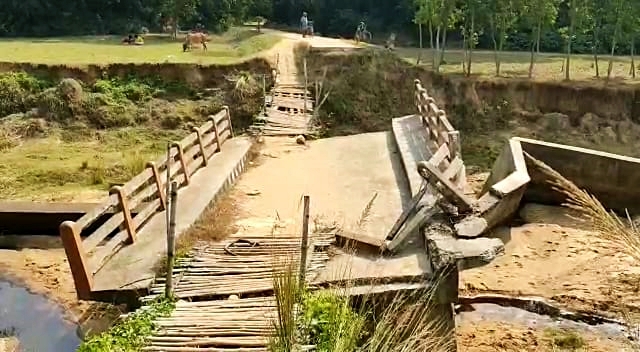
[183,32,208,52]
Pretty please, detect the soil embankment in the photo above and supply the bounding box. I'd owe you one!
[0,60,272,88]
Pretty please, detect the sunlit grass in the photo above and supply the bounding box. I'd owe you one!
[0,127,183,201]
[0,27,281,65]
[396,47,639,83]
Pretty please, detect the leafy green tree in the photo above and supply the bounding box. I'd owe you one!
[160,0,199,38]
[486,0,522,76]
[415,0,457,71]
[458,0,484,76]
[562,0,590,80]
[603,0,628,80]
[624,0,640,77]
[522,0,559,78]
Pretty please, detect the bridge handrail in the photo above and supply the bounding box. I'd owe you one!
[60,106,234,299]
[413,79,465,189]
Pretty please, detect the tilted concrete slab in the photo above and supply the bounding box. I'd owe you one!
[391,115,433,197]
[91,137,252,301]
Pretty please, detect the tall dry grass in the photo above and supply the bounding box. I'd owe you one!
[524,152,640,261]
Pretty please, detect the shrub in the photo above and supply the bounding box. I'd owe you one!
[0,72,51,117]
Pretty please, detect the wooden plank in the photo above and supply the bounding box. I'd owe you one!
[418,161,474,213]
[82,212,125,253]
[336,230,385,249]
[88,229,129,275]
[75,194,119,230]
[443,156,464,182]
[386,184,430,241]
[385,206,437,253]
[429,143,450,168]
[179,132,198,150]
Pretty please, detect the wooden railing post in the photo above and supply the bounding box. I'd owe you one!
[60,221,93,300]
[223,105,234,137]
[171,142,190,185]
[447,131,461,159]
[208,115,222,152]
[146,161,167,210]
[192,126,208,166]
[109,186,136,244]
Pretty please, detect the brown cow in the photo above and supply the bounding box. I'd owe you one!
[183,32,208,52]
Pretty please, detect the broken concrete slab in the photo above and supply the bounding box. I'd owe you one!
[426,232,505,271]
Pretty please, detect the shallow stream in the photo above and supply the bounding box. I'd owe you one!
[0,279,81,351]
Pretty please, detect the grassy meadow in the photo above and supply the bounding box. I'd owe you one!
[396,47,639,83]
[0,27,281,65]
[0,128,183,201]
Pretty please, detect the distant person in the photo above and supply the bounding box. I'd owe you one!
[307,20,314,37]
[300,12,308,38]
[122,34,133,44]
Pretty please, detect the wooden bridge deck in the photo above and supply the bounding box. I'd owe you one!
[141,232,335,351]
[251,59,316,136]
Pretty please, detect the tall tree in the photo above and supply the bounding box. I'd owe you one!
[161,0,199,38]
[625,0,640,77]
[522,0,559,78]
[414,0,457,72]
[486,0,521,76]
[604,0,628,81]
[562,0,589,80]
[459,0,484,76]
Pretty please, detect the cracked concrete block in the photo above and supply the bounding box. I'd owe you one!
[454,216,488,238]
[426,231,505,271]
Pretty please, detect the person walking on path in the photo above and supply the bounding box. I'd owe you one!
[300,12,309,38]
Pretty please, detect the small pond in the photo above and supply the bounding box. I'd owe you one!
[0,279,81,352]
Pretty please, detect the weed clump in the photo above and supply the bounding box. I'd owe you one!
[77,297,175,352]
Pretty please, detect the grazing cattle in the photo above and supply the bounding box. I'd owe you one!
[183,32,208,52]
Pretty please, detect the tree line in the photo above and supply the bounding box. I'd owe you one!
[1,0,639,79]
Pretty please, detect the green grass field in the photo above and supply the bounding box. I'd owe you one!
[0,27,281,65]
[0,128,184,201]
[396,47,639,83]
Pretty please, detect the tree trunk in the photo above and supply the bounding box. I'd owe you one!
[434,26,441,71]
[439,27,448,67]
[565,25,573,80]
[607,35,617,81]
[462,30,468,75]
[417,23,423,65]
[429,23,435,67]
[467,12,475,76]
[593,26,600,78]
[491,25,499,76]
[630,40,636,78]
[529,21,541,78]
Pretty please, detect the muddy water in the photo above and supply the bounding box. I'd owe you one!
[0,279,81,351]
[457,303,627,338]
